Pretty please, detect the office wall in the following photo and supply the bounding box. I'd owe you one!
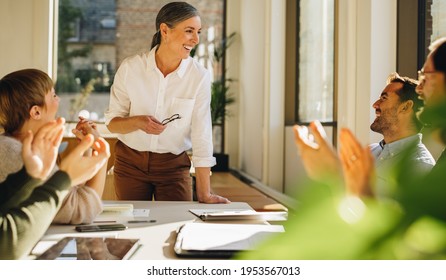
[226,0,286,193]
[265,1,286,192]
[225,0,241,174]
[337,0,397,143]
[227,0,266,181]
[0,0,54,77]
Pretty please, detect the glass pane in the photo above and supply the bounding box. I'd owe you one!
[429,0,446,41]
[56,0,116,122]
[56,0,225,123]
[297,0,334,123]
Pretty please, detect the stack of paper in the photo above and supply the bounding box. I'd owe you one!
[174,222,284,257]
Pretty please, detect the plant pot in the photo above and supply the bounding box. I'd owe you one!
[212,153,229,172]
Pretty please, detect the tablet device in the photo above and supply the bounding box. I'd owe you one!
[36,237,140,260]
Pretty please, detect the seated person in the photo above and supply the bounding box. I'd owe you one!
[0,118,110,259]
[340,38,446,197]
[0,68,108,224]
[293,72,435,197]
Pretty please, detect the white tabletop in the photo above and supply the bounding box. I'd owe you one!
[38,201,255,260]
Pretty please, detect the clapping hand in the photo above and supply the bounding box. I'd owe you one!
[293,120,342,181]
[21,118,65,180]
[339,128,375,197]
[72,116,100,140]
[59,134,110,187]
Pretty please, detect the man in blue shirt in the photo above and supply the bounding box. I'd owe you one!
[368,73,435,197]
[293,72,435,198]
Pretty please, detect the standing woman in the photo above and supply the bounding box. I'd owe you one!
[105,2,229,203]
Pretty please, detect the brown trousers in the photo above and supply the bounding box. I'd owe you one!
[113,140,192,201]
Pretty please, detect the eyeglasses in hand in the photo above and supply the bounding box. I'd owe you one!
[161,114,181,125]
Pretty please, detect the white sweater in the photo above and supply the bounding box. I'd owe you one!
[0,135,102,224]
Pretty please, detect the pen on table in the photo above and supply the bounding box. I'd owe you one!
[93,220,116,223]
[128,220,156,223]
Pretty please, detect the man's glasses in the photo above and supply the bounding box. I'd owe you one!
[418,69,439,82]
[161,114,181,125]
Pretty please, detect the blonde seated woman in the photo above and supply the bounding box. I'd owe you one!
[0,68,108,224]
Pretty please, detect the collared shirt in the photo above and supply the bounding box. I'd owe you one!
[369,133,435,198]
[105,48,216,167]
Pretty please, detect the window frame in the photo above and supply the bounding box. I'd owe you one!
[396,0,433,78]
[285,0,337,143]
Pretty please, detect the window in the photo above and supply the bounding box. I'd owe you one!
[296,0,335,123]
[424,0,446,53]
[397,0,446,77]
[56,0,226,123]
[284,0,335,127]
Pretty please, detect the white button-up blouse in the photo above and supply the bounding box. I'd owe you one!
[105,48,216,168]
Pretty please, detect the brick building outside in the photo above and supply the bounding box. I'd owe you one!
[58,0,225,122]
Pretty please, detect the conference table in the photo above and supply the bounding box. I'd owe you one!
[32,201,258,260]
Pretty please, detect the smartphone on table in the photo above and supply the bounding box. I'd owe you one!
[75,224,127,232]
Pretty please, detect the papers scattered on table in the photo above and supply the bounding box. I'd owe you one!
[174,222,285,257]
[189,209,288,221]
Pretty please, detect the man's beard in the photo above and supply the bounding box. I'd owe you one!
[370,117,385,134]
[370,110,398,135]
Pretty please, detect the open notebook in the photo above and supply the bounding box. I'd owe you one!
[36,237,140,260]
[174,222,284,258]
[189,209,288,221]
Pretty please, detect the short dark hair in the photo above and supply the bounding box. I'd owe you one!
[429,38,446,75]
[387,72,424,131]
[150,2,200,50]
